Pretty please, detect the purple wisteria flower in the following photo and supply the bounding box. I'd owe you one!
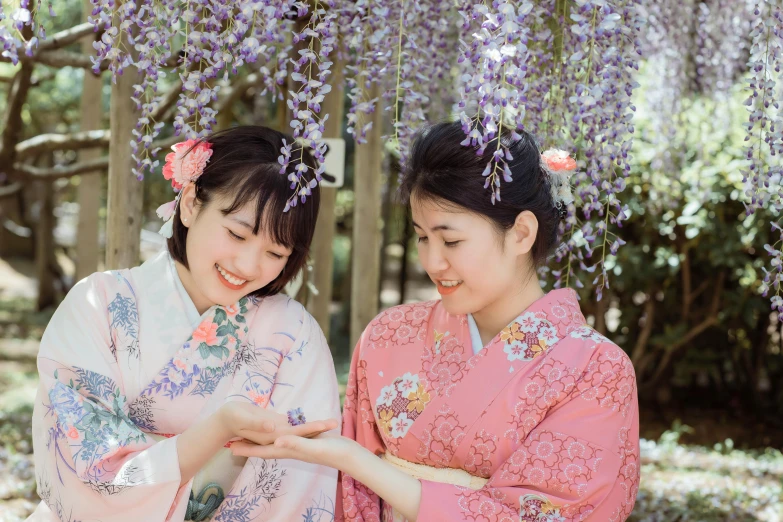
[287,407,306,427]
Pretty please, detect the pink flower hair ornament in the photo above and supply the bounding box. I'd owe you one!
[155,139,213,238]
[540,148,576,213]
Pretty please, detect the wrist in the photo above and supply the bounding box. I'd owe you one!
[212,407,234,444]
[340,438,370,476]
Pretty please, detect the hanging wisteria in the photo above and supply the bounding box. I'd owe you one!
[746,1,783,319]
[1,0,779,311]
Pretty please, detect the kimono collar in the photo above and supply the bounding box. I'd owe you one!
[482,287,585,347]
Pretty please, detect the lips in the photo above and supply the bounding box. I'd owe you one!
[435,280,462,296]
[215,264,249,291]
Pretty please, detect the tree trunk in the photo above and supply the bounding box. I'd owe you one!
[349,83,384,353]
[75,0,104,280]
[308,53,344,344]
[36,180,56,310]
[105,3,142,270]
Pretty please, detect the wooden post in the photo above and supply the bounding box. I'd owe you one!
[308,54,344,342]
[349,83,384,352]
[35,180,55,310]
[105,4,142,270]
[75,0,103,280]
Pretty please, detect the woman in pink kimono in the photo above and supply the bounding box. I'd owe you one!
[28,126,341,522]
[233,122,640,521]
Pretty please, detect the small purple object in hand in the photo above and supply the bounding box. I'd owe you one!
[287,408,306,426]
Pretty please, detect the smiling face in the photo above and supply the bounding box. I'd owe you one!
[411,195,540,320]
[176,184,293,314]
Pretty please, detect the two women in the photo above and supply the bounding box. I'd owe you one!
[30,121,640,522]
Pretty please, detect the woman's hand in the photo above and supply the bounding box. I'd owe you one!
[231,433,423,521]
[217,402,338,446]
[230,432,359,470]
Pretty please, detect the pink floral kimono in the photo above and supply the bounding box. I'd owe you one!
[338,289,639,521]
[28,251,341,522]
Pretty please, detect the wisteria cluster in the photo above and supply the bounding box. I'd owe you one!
[278,0,337,210]
[744,1,783,316]
[0,0,55,66]
[453,1,642,298]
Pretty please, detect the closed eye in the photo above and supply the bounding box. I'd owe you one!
[227,229,245,241]
[444,240,461,247]
[416,236,428,244]
[269,252,285,260]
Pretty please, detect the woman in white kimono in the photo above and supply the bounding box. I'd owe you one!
[28,126,341,522]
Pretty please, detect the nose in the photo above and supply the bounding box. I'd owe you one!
[233,244,261,279]
[422,242,449,276]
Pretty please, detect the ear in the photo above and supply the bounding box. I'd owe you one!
[510,210,539,256]
[178,183,198,228]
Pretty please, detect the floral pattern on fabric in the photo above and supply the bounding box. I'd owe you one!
[420,330,470,398]
[518,493,565,522]
[573,347,637,417]
[569,325,611,347]
[500,312,560,362]
[375,372,431,439]
[415,404,467,468]
[366,302,434,351]
[141,298,251,399]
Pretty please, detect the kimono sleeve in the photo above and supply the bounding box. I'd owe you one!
[416,344,641,522]
[31,274,186,522]
[336,335,386,522]
[262,305,342,518]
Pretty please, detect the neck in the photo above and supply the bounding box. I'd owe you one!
[471,275,545,346]
[174,261,213,316]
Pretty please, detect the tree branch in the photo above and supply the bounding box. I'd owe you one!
[38,22,101,52]
[16,130,109,160]
[14,157,108,179]
[0,182,22,199]
[0,61,35,171]
[12,135,178,180]
[631,296,656,366]
[149,78,183,122]
[0,49,107,73]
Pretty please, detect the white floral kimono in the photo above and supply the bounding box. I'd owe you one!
[27,250,341,522]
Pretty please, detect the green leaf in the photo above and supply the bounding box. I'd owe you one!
[236,315,246,324]
[199,344,211,360]
[214,309,227,324]
[216,324,232,337]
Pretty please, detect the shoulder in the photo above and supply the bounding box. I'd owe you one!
[247,294,327,349]
[61,269,133,314]
[359,300,439,352]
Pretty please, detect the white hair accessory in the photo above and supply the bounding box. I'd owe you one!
[540,148,576,213]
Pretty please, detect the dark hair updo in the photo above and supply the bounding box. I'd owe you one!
[399,121,562,268]
[167,125,320,298]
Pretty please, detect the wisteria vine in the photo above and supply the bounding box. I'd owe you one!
[1,0,780,312]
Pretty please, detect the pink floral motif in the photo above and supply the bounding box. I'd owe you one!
[192,321,219,346]
[366,302,435,350]
[420,331,469,398]
[518,493,566,522]
[500,313,560,362]
[340,472,382,522]
[344,359,374,426]
[574,347,637,417]
[375,373,431,440]
[456,487,516,522]
[464,430,499,478]
[416,405,466,467]
[224,303,240,317]
[162,139,213,190]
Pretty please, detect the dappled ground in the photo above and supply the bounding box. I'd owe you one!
[1,258,782,521]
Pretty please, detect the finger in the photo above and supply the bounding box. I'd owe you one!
[231,441,282,459]
[290,418,339,438]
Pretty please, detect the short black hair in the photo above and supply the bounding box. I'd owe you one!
[167,125,320,298]
[399,121,560,267]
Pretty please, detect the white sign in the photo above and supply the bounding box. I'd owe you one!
[320,137,345,188]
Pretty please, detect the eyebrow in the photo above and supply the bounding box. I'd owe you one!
[229,216,254,230]
[411,221,457,232]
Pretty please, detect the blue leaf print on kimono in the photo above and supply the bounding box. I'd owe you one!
[48,379,147,482]
[107,285,140,361]
[214,459,286,522]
